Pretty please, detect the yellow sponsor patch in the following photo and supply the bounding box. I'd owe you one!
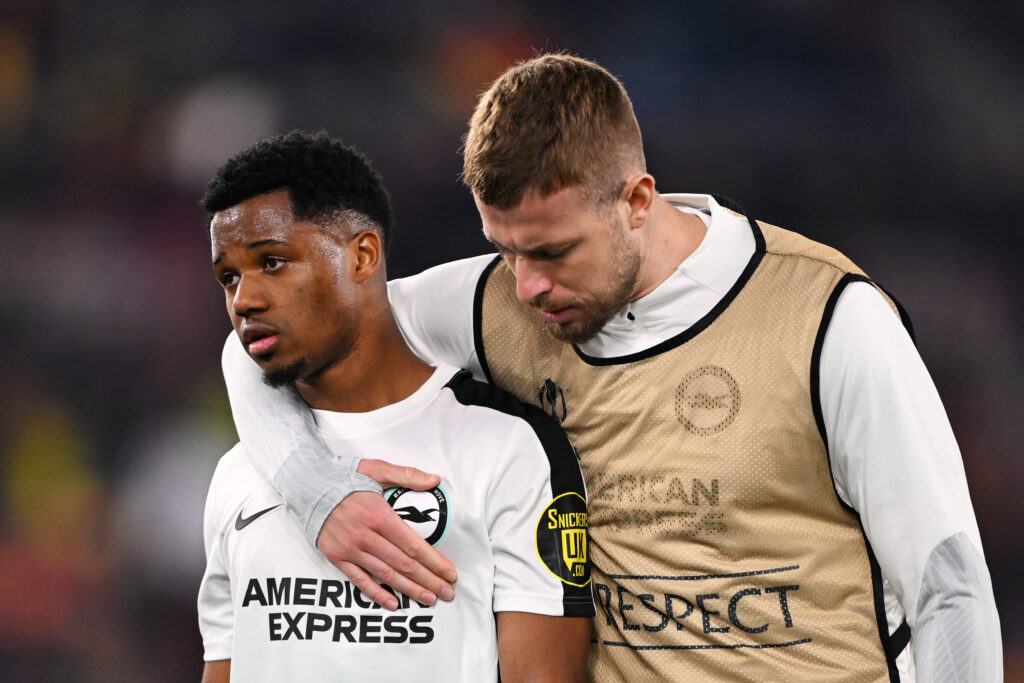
[535,492,590,587]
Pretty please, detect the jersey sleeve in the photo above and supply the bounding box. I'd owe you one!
[486,414,595,618]
[388,254,495,380]
[221,255,495,546]
[820,281,1002,680]
[197,452,236,661]
[220,333,383,546]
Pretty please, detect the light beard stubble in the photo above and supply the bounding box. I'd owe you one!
[542,232,642,345]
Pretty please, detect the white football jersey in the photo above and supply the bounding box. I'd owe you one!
[198,365,593,682]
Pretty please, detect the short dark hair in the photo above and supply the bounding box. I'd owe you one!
[201,130,393,251]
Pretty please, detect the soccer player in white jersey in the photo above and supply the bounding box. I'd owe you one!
[197,131,593,683]
[221,58,1002,680]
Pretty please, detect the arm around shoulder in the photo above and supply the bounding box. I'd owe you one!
[497,612,590,683]
[387,253,496,375]
[220,331,379,544]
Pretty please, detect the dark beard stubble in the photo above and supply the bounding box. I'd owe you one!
[262,358,308,388]
[260,330,359,390]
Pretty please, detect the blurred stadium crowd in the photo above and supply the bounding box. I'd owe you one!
[1,1,1021,680]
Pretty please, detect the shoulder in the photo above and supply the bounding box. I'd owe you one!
[387,253,498,298]
[440,371,583,489]
[821,280,916,375]
[758,220,865,277]
[205,443,272,527]
[210,442,262,489]
[442,371,562,435]
[386,255,500,372]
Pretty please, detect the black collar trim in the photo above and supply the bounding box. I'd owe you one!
[572,214,766,367]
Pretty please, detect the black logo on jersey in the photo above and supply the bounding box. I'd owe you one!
[674,365,741,436]
[538,377,567,423]
[386,486,449,546]
[395,506,437,523]
[242,576,435,645]
[536,492,590,587]
[235,503,283,531]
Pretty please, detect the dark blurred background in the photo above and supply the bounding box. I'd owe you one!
[1,1,1021,680]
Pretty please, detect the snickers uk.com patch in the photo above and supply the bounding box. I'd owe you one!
[536,492,590,587]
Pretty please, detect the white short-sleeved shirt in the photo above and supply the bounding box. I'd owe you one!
[198,365,593,682]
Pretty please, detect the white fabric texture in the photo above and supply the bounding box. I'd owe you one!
[819,283,1001,680]
[220,193,1001,680]
[219,336,382,546]
[200,365,590,681]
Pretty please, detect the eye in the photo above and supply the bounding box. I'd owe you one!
[496,246,516,265]
[218,271,239,288]
[264,256,286,272]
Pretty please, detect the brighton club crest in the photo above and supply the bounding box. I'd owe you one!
[386,486,450,546]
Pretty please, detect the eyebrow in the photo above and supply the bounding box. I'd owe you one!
[484,234,579,258]
[212,238,292,267]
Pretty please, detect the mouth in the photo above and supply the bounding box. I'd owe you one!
[539,307,574,325]
[241,325,280,357]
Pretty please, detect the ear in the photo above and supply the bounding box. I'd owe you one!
[622,173,656,229]
[350,229,383,284]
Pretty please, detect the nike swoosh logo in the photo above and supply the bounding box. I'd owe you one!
[235,503,283,531]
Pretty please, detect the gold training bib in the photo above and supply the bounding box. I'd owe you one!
[476,216,906,682]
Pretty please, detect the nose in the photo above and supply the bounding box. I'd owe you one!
[512,258,554,303]
[231,273,269,317]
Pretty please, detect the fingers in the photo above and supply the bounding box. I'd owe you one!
[358,458,441,491]
[316,492,457,610]
[344,494,458,586]
[336,560,400,611]
[341,550,441,609]
[355,522,457,600]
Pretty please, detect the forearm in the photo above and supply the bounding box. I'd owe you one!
[201,660,230,683]
[220,258,488,543]
[496,613,590,682]
[221,332,381,544]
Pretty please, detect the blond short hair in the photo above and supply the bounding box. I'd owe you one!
[462,53,646,210]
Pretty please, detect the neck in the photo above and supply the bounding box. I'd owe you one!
[294,311,434,413]
[631,193,707,300]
